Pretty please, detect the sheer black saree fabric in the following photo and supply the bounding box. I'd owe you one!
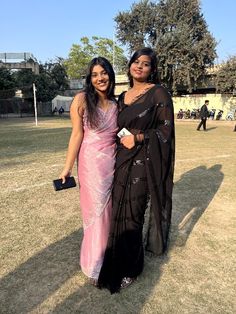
[98,85,175,293]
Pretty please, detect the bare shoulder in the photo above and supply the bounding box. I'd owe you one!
[72,92,86,108]
[71,92,86,116]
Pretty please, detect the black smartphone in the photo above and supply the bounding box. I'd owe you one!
[53,176,77,191]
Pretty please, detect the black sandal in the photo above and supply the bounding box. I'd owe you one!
[120,277,136,289]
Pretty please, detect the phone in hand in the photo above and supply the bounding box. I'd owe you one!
[117,128,132,138]
[53,176,76,191]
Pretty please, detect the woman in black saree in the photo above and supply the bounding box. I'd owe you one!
[98,47,175,293]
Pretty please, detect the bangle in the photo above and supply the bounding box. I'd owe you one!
[134,134,137,143]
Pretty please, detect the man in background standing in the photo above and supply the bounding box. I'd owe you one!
[197,100,209,131]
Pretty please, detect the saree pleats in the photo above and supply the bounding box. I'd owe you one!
[78,104,118,279]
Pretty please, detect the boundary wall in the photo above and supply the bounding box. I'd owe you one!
[173,94,236,119]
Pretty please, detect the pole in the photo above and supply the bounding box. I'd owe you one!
[33,83,38,126]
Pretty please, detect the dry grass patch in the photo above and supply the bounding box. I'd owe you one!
[0,117,235,313]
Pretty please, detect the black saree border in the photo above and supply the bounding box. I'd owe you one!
[118,85,162,128]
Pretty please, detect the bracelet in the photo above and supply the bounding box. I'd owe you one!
[134,134,137,143]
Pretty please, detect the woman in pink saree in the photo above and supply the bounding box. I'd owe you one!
[60,57,117,285]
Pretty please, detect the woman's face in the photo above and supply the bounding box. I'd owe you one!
[130,55,152,82]
[91,65,110,94]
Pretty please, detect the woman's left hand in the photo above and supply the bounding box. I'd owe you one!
[120,134,135,149]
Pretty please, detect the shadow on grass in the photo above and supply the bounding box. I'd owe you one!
[50,164,224,312]
[205,127,218,131]
[0,229,83,313]
[0,165,224,313]
[171,164,224,247]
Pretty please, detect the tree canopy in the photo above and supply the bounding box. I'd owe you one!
[0,60,69,102]
[115,0,217,93]
[216,56,236,94]
[64,36,128,79]
[0,68,16,98]
[0,68,15,90]
[35,60,69,102]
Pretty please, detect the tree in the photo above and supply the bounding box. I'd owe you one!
[0,68,16,99]
[64,36,127,79]
[40,59,69,92]
[115,0,217,93]
[91,36,127,74]
[49,59,69,91]
[13,69,36,88]
[35,61,69,102]
[10,60,69,102]
[216,56,236,94]
[115,0,158,52]
[0,60,69,105]
[0,68,16,90]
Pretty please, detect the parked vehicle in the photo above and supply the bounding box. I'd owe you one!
[208,109,216,120]
[190,109,200,119]
[184,109,191,119]
[190,109,197,119]
[226,109,236,121]
[216,110,224,120]
[177,109,184,119]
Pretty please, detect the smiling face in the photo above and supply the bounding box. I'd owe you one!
[91,65,110,94]
[129,55,152,83]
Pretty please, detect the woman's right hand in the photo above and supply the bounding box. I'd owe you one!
[59,168,71,184]
[120,134,136,149]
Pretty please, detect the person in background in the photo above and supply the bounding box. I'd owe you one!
[59,106,65,115]
[52,106,58,115]
[59,57,117,286]
[98,47,175,293]
[209,108,216,120]
[177,108,184,119]
[197,100,209,131]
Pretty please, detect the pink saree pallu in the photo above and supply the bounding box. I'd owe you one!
[78,103,117,279]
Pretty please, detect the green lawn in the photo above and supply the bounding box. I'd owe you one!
[0,117,235,313]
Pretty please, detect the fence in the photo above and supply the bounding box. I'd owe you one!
[0,99,52,118]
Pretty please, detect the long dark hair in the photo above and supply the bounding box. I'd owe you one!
[84,57,115,129]
[127,47,160,87]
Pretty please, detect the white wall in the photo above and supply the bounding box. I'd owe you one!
[173,94,236,119]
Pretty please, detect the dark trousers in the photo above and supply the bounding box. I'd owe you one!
[197,118,207,130]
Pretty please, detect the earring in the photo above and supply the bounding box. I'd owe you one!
[148,73,154,82]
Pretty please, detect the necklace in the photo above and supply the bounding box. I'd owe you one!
[125,83,154,105]
[131,83,152,93]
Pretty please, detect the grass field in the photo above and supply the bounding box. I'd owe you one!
[0,117,235,314]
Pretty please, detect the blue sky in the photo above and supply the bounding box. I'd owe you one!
[0,0,235,64]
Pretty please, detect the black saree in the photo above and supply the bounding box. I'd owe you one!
[98,85,175,293]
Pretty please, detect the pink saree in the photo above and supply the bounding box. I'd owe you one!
[78,102,117,279]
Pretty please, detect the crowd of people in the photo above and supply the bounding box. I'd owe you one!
[177,107,224,121]
[52,106,65,115]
